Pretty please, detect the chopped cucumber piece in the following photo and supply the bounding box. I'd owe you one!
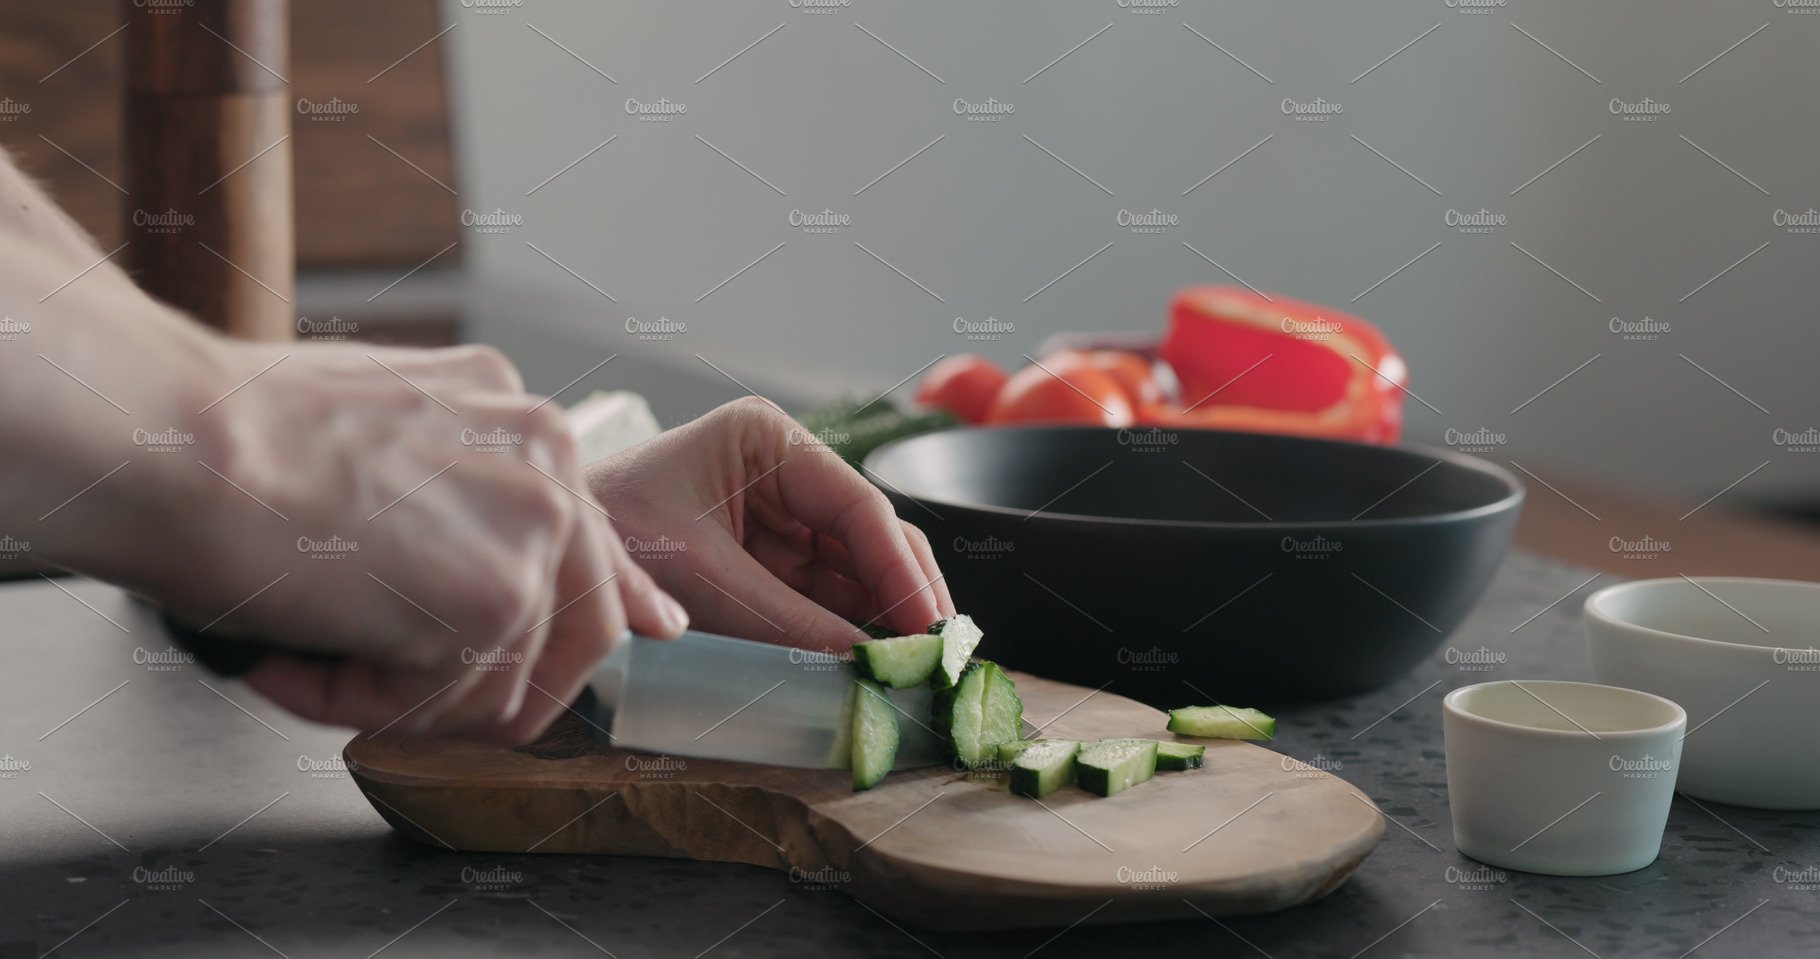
[932,661,986,761]
[1010,739,1080,799]
[853,633,944,689]
[850,680,899,790]
[928,614,984,689]
[1155,741,1205,771]
[1166,705,1276,741]
[997,739,1037,762]
[1076,739,1158,797]
[934,661,1022,768]
[978,663,1024,767]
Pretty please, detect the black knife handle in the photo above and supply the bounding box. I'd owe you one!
[160,610,342,678]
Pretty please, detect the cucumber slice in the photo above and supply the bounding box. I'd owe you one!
[932,662,987,763]
[997,739,1037,762]
[853,633,943,689]
[850,680,899,790]
[934,660,1022,768]
[1010,739,1080,799]
[1076,739,1158,797]
[1166,705,1276,740]
[1155,741,1205,771]
[928,614,984,689]
[978,664,1024,762]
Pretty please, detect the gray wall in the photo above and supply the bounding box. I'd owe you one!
[439,0,1820,503]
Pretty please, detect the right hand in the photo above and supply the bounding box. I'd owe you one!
[147,339,686,743]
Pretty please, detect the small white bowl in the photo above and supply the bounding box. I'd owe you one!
[1586,576,1820,810]
[1444,680,1684,876]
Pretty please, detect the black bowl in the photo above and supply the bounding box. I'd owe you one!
[865,426,1523,705]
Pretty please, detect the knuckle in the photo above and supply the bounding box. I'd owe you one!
[719,395,788,427]
[901,521,931,549]
[467,574,539,640]
[522,406,579,470]
[453,344,524,391]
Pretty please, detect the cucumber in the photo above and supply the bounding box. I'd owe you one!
[850,680,899,790]
[978,663,1024,766]
[799,393,898,433]
[1076,739,1158,797]
[853,633,943,689]
[1166,705,1276,741]
[934,660,1022,768]
[833,409,956,466]
[928,614,984,689]
[797,397,957,467]
[1155,741,1205,771]
[1009,739,1080,799]
[997,739,1037,762]
[931,661,986,759]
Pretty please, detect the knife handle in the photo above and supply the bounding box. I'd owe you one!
[160,610,342,678]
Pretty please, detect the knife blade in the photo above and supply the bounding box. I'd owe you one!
[159,610,948,770]
[581,629,947,770]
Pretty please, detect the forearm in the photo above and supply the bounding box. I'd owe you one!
[0,145,137,290]
[0,223,232,594]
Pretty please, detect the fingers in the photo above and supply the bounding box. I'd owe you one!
[482,505,625,744]
[767,456,945,635]
[898,520,955,619]
[244,654,464,734]
[604,518,688,640]
[677,547,867,653]
[743,525,877,622]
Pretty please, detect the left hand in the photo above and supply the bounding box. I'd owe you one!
[586,397,954,651]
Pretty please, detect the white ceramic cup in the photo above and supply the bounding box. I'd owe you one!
[1586,576,1820,809]
[1443,680,1684,876]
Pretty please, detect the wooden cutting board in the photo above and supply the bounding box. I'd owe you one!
[345,672,1383,930]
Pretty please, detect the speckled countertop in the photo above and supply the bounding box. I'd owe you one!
[3,551,1816,958]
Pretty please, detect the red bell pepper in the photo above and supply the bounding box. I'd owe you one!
[1152,286,1408,444]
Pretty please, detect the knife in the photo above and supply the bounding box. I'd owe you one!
[160,613,947,770]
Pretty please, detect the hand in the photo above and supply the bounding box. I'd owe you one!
[587,397,954,651]
[141,339,686,743]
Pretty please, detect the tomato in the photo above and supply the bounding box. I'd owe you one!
[914,355,1009,424]
[985,360,1134,427]
[1084,350,1164,409]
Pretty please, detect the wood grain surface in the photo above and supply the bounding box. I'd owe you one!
[346,671,1385,930]
[0,0,458,268]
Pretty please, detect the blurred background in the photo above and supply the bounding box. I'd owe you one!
[3,0,1817,571]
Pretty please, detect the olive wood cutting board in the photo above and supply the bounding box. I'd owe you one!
[344,671,1383,930]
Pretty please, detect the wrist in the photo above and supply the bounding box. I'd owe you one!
[30,318,250,596]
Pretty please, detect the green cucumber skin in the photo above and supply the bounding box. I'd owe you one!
[850,680,899,791]
[935,660,1022,769]
[1075,739,1159,797]
[852,633,943,689]
[1155,741,1206,771]
[932,662,989,765]
[1009,740,1080,799]
[972,663,1023,768]
[853,622,896,641]
[1166,706,1276,741]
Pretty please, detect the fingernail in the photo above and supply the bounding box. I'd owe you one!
[500,682,527,723]
[659,594,689,636]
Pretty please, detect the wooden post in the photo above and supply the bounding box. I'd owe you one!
[123,0,294,340]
